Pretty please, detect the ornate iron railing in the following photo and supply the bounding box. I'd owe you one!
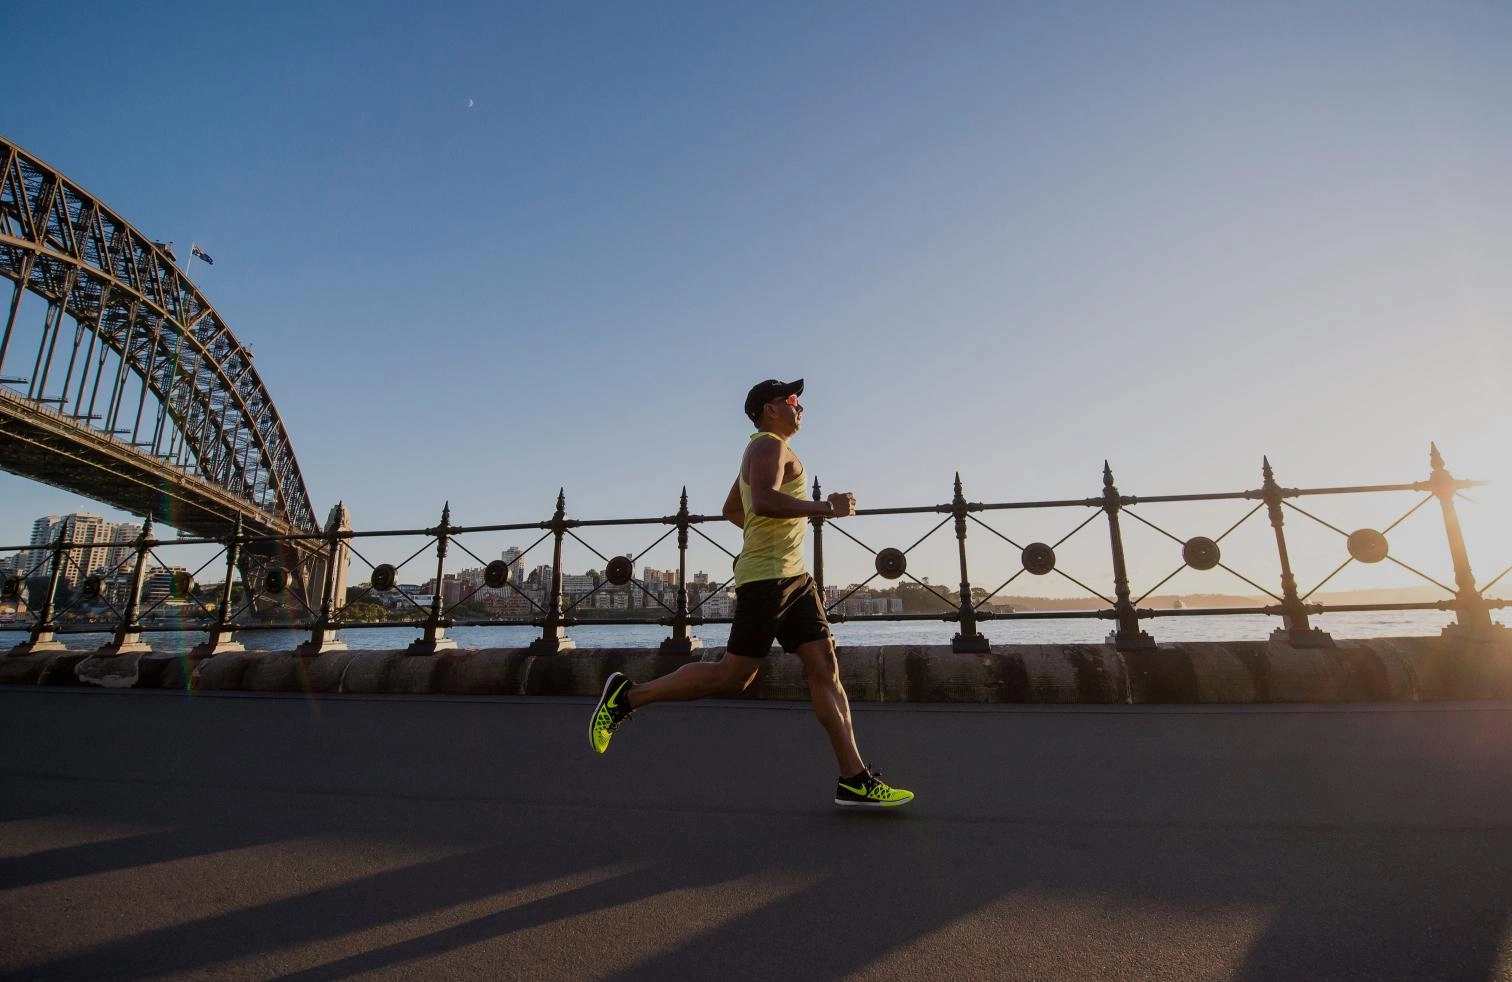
[3,445,1508,656]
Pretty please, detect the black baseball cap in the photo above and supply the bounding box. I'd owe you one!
[744,378,804,424]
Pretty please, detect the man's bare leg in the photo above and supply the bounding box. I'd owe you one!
[795,637,865,777]
[627,652,763,708]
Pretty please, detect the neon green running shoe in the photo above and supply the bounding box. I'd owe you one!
[834,767,914,808]
[589,672,635,754]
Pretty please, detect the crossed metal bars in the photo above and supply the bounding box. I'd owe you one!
[4,445,1509,657]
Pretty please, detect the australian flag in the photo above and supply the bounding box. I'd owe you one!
[191,243,214,265]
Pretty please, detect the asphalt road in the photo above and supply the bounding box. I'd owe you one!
[4,687,1512,981]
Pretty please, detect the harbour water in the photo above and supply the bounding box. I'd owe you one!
[3,609,1506,655]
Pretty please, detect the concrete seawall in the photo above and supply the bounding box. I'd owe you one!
[4,634,1512,703]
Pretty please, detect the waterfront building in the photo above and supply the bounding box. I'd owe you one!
[700,590,735,618]
[141,566,189,607]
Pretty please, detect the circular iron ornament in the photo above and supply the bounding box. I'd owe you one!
[484,560,511,589]
[1347,528,1390,564]
[2,575,22,600]
[605,555,635,586]
[1021,542,1056,576]
[263,567,289,595]
[169,571,193,599]
[82,576,104,601]
[875,547,908,580]
[371,564,398,592]
[1182,536,1222,571]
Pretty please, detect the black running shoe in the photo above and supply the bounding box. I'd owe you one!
[834,767,913,808]
[589,672,634,754]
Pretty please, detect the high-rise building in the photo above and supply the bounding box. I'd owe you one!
[22,515,62,579]
[501,547,526,585]
[100,522,143,578]
[24,514,120,589]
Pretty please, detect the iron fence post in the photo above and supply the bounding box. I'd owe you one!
[192,516,246,656]
[11,528,68,654]
[1103,462,1154,649]
[296,519,348,656]
[810,477,825,596]
[1429,444,1498,636]
[952,473,989,653]
[97,518,153,656]
[661,488,703,655]
[1262,457,1332,647]
[531,489,576,654]
[410,503,459,654]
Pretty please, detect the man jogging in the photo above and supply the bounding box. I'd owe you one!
[589,378,913,809]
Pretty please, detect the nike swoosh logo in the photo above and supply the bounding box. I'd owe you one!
[837,782,868,795]
[607,682,625,709]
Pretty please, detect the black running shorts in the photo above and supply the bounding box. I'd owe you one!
[727,574,831,657]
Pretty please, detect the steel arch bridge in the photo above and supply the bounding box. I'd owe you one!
[0,136,319,547]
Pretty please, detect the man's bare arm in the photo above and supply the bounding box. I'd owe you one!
[722,480,744,528]
[746,438,856,519]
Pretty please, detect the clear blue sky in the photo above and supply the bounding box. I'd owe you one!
[4,1,1510,596]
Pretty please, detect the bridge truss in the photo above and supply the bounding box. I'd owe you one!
[0,136,317,537]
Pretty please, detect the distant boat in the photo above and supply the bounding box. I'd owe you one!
[1172,598,1185,610]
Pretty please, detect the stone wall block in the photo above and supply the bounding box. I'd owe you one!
[1387,635,1512,700]
[1123,647,1202,703]
[140,652,197,690]
[2,651,61,685]
[239,653,302,692]
[1018,645,1129,703]
[340,651,406,694]
[387,653,470,694]
[1262,644,1375,702]
[193,651,255,690]
[1186,645,1261,703]
[872,646,991,702]
[75,652,145,688]
[305,650,359,692]
[445,650,531,695]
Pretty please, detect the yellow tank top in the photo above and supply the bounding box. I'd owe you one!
[734,432,808,586]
